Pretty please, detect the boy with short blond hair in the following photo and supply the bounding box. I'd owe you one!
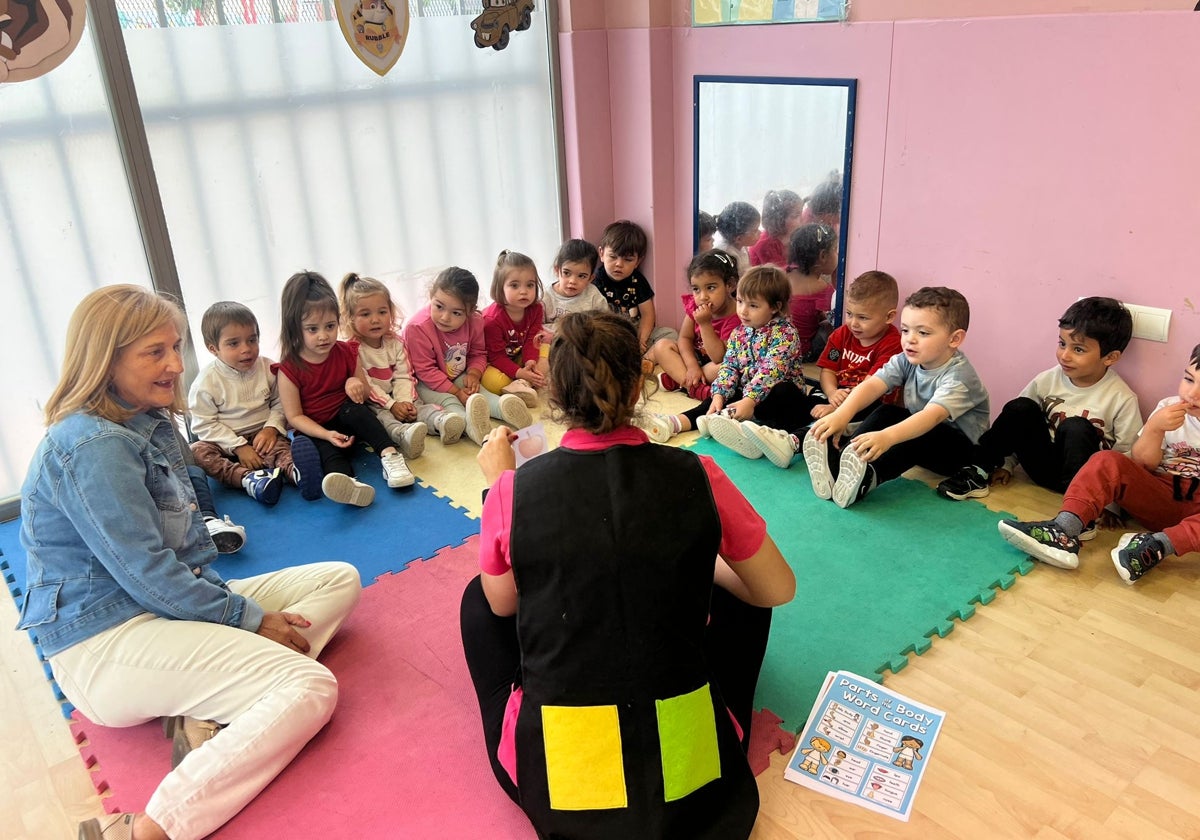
[593,219,677,357]
[805,286,990,508]
[939,296,1140,502]
[188,301,295,504]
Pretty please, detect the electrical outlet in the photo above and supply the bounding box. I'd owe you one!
[1124,303,1171,343]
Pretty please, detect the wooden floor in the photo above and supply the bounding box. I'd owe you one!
[3,441,1199,839]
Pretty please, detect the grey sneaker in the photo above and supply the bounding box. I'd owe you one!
[77,813,135,840]
[1111,532,1167,583]
[997,519,1080,569]
[498,393,533,430]
[436,411,466,445]
[464,393,492,445]
[832,447,877,509]
[708,415,762,459]
[163,715,223,768]
[381,451,414,488]
[747,424,797,469]
[802,428,833,500]
[205,515,246,554]
[321,473,375,507]
[391,422,427,460]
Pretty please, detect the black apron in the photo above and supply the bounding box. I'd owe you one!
[510,443,759,840]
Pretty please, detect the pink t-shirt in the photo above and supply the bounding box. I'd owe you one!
[681,293,740,363]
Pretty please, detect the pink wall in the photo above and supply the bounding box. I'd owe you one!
[558,9,1200,419]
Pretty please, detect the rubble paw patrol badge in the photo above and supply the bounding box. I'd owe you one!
[336,0,409,76]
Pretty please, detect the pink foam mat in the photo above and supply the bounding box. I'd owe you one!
[71,536,535,838]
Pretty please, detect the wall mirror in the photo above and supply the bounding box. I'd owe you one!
[694,75,856,326]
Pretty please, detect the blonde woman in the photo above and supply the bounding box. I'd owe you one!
[18,285,360,840]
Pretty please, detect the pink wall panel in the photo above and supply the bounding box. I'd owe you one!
[879,12,1200,417]
[557,30,615,240]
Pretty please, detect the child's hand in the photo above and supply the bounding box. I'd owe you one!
[693,303,713,327]
[810,403,834,420]
[683,365,704,391]
[327,431,354,448]
[810,413,847,444]
[391,401,418,421]
[462,372,482,396]
[707,395,726,415]
[848,429,894,463]
[1148,400,1189,434]
[519,362,546,388]
[477,427,517,485]
[235,443,265,470]
[989,467,1012,486]
[827,388,850,408]
[345,378,368,403]
[251,426,278,456]
[727,397,756,421]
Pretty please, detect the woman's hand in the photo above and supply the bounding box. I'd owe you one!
[478,427,517,485]
[256,611,312,653]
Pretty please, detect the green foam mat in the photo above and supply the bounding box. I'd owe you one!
[688,437,1034,730]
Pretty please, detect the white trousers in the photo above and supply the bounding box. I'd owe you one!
[51,562,361,840]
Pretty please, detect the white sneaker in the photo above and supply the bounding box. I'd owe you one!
[708,415,762,459]
[802,428,833,500]
[638,412,675,444]
[392,422,427,460]
[498,393,533,430]
[464,393,492,445]
[381,451,414,488]
[436,411,466,445]
[205,515,246,554]
[747,424,797,469]
[321,473,375,507]
[695,414,711,438]
[501,379,539,408]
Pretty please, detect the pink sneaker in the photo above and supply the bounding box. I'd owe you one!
[658,371,681,392]
[687,382,712,401]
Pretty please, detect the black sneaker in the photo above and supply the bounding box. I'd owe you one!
[997,519,1080,569]
[832,447,877,509]
[289,432,323,501]
[936,465,990,501]
[1111,532,1167,583]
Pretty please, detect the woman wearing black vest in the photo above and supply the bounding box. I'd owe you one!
[460,312,796,839]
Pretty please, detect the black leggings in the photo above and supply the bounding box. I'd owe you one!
[824,403,975,484]
[682,381,811,432]
[307,399,395,477]
[459,576,773,801]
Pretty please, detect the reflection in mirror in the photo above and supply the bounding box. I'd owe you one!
[694,76,856,357]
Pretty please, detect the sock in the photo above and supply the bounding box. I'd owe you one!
[665,414,683,434]
[1154,532,1176,555]
[1052,511,1084,538]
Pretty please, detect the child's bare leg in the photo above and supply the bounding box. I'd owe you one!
[651,338,688,383]
[701,361,721,383]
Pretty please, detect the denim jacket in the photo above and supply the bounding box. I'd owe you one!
[17,409,264,656]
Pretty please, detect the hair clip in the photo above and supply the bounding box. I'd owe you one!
[713,251,734,268]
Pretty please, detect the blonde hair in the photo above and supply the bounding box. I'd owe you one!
[339,272,396,338]
[45,284,188,426]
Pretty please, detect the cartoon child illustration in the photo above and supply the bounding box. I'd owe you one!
[892,735,924,770]
[0,0,85,83]
[798,737,831,775]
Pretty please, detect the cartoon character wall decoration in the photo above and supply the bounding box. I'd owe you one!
[0,0,86,84]
[470,0,534,51]
[335,0,409,76]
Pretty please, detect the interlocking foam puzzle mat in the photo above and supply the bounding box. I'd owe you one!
[0,430,1034,827]
[686,437,1034,733]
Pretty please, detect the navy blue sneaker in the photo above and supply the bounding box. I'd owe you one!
[289,432,323,501]
[1111,532,1167,583]
[242,467,283,505]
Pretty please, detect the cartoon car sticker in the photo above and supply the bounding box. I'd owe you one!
[470,0,533,51]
